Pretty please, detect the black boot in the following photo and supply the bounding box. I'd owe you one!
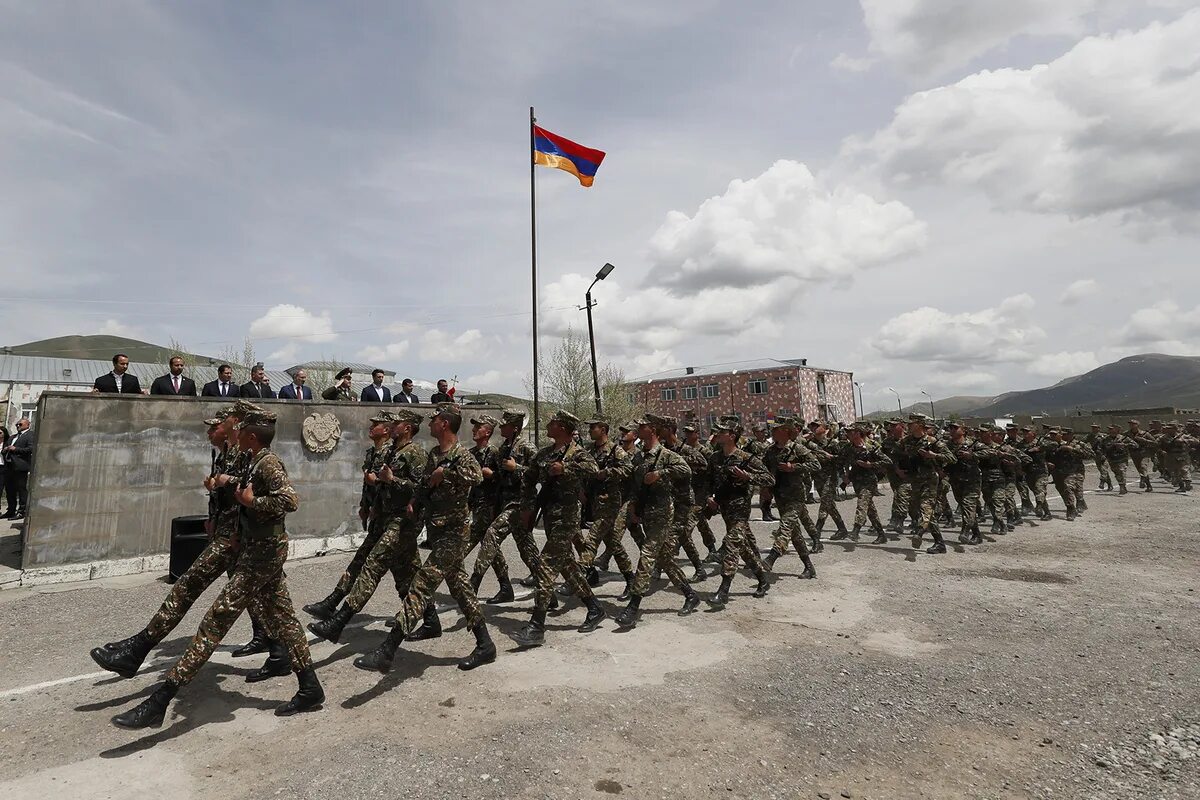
[307,604,354,644]
[112,681,178,730]
[1118,485,1128,495]
[469,572,483,594]
[513,609,547,647]
[586,565,602,588]
[353,627,406,673]
[520,574,538,588]
[547,592,560,612]
[232,619,270,658]
[799,554,817,579]
[407,602,443,641]
[679,587,701,616]
[926,531,947,554]
[615,595,641,628]
[763,548,783,570]
[809,534,824,554]
[829,526,849,541]
[710,575,733,607]
[100,631,143,652]
[579,597,607,632]
[486,577,515,604]
[967,524,982,545]
[246,639,292,683]
[458,622,497,670]
[849,524,861,542]
[302,591,343,621]
[596,552,612,572]
[91,630,154,679]
[753,571,771,598]
[276,667,324,716]
[871,525,888,545]
[617,572,636,602]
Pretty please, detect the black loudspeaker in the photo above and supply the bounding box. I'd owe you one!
[168,514,211,583]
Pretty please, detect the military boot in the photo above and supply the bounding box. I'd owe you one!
[91,630,155,679]
[1078,497,1089,512]
[246,638,292,683]
[100,631,145,652]
[486,576,515,605]
[307,604,354,644]
[469,572,483,594]
[967,524,982,545]
[691,563,707,583]
[615,595,641,628]
[763,548,783,570]
[302,590,343,621]
[579,597,607,632]
[679,587,701,615]
[458,622,497,671]
[871,525,888,545]
[753,569,771,598]
[587,565,602,587]
[406,602,442,641]
[616,571,636,601]
[595,552,612,572]
[926,530,947,555]
[1065,509,1076,521]
[704,548,720,563]
[1118,484,1128,495]
[275,667,324,716]
[809,534,824,554]
[231,619,270,658]
[112,681,178,729]
[829,526,849,541]
[520,574,538,588]
[798,554,816,580]
[353,627,406,673]
[710,575,733,607]
[513,609,547,647]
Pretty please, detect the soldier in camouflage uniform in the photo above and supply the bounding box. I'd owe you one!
[1160,422,1195,492]
[1086,424,1113,491]
[112,409,322,729]
[1018,425,1053,519]
[943,422,985,544]
[660,417,708,582]
[1148,420,1168,482]
[1046,428,1086,520]
[893,414,955,553]
[998,428,1033,527]
[1127,420,1156,491]
[1062,429,1092,513]
[809,420,849,538]
[748,423,775,521]
[762,417,822,570]
[354,403,496,673]
[880,419,911,533]
[684,424,720,560]
[577,418,635,595]
[471,410,539,604]
[464,413,515,600]
[303,412,412,621]
[608,415,701,628]
[308,409,428,644]
[91,401,281,680]
[839,423,891,542]
[1101,424,1135,494]
[1004,424,1035,514]
[511,410,610,644]
[706,419,774,606]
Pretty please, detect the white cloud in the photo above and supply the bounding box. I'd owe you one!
[1028,350,1101,378]
[830,53,875,74]
[96,319,141,338]
[1060,279,1099,305]
[848,10,1200,230]
[358,340,410,365]
[630,350,682,377]
[267,342,300,364]
[1117,301,1200,346]
[872,294,1045,363]
[248,304,336,343]
[929,370,1000,391]
[420,328,487,362]
[463,369,505,391]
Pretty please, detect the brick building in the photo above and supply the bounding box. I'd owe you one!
[629,358,856,434]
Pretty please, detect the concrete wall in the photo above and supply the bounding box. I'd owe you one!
[22,393,497,575]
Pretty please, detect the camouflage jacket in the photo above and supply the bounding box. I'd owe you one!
[664,441,696,507]
[1049,441,1091,475]
[1162,433,1199,460]
[1130,431,1158,456]
[468,442,500,511]
[588,439,632,506]
[763,440,820,502]
[379,439,427,516]
[945,437,986,483]
[493,435,537,511]
[807,434,842,477]
[1101,434,1136,462]
[422,441,481,530]
[521,440,598,523]
[1085,432,1109,459]
[360,442,390,516]
[892,434,955,477]
[840,442,892,487]
[880,435,908,482]
[708,447,774,518]
[686,442,715,498]
[210,443,247,537]
[238,448,299,555]
[630,443,689,514]
[999,442,1033,478]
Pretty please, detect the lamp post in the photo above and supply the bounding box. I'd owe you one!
[887,387,902,414]
[583,263,615,415]
[920,390,935,422]
[853,381,865,420]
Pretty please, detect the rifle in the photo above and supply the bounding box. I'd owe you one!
[531,448,567,528]
[703,452,752,519]
[205,442,226,534]
[493,434,519,518]
[630,447,664,521]
[413,446,462,527]
[585,442,621,524]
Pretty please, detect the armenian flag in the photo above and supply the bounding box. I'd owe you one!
[532,126,605,187]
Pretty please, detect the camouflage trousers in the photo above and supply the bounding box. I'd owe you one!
[981,478,1006,525]
[1025,473,1049,508]
[1131,454,1151,479]
[890,479,912,524]
[1093,455,1111,485]
[1164,454,1193,487]
[1051,472,1082,514]
[772,497,811,556]
[578,498,634,575]
[391,518,482,635]
[146,534,264,643]
[166,541,311,686]
[717,509,767,579]
[1015,474,1031,506]
[694,505,718,552]
[1108,458,1128,489]
[472,506,538,584]
[344,517,421,613]
[333,521,385,597]
[671,502,705,571]
[907,473,942,534]
[1002,479,1019,519]
[852,483,883,528]
[814,474,846,530]
[534,516,595,612]
[631,500,690,596]
[949,479,981,530]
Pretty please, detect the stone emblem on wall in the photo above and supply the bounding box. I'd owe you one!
[302,412,342,453]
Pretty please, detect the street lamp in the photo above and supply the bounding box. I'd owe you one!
[887,387,902,414]
[583,263,615,415]
[920,390,935,422]
[853,381,865,420]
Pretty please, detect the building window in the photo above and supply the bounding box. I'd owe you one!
[774,373,793,381]
[748,379,768,395]
[682,386,698,401]
[701,384,719,399]
[778,408,794,418]
[816,373,827,401]
[660,387,677,401]
[753,410,768,424]
[705,413,718,432]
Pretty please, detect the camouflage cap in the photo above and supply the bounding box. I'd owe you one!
[908,413,929,423]
[432,402,461,422]
[235,409,277,429]
[712,418,740,433]
[752,422,769,433]
[1150,419,1163,425]
[849,422,872,434]
[644,412,676,431]
[718,414,742,427]
[1127,419,1141,425]
[369,411,395,425]
[549,409,581,431]
[1162,421,1178,430]
[229,399,265,418]
[583,417,610,429]
[618,421,635,434]
[203,409,229,426]
[681,424,697,434]
[1089,423,1101,428]
[769,416,795,430]
[1061,427,1076,435]
[979,422,997,431]
[945,420,963,429]
[392,408,422,428]
[885,417,905,427]
[1018,425,1033,432]
[500,409,526,429]
[1006,423,1019,429]
[470,413,501,428]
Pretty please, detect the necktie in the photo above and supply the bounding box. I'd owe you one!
[173,376,180,393]
[221,383,227,397]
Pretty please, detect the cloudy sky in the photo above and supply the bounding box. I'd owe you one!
[2,1,1198,410]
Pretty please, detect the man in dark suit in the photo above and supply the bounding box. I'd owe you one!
[239,364,276,399]
[150,356,198,396]
[360,369,392,403]
[429,378,453,405]
[278,369,313,400]
[393,378,420,404]
[201,365,241,398]
[3,418,33,519]
[93,354,146,394]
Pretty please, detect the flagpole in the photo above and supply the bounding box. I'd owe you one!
[529,106,540,445]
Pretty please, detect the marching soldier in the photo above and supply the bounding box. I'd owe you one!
[578,417,637,595]
[1086,424,1113,491]
[840,422,891,542]
[762,416,822,570]
[893,414,955,554]
[1018,425,1053,520]
[659,416,708,582]
[810,420,850,540]
[683,424,720,561]
[1101,424,1136,494]
[706,418,774,606]
[881,418,911,534]
[944,422,984,544]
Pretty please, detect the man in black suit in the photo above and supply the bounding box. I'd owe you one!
[278,369,313,400]
[429,378,453,405]
[360,369,392,403]
[93,354,146,394]
[393,378,420,404]
[150,356,198,396]
[201,365,241,398]
[3,418,33,519]
[240,364,275,399]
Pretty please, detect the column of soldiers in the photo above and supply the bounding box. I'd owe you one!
[89,403,1194,731]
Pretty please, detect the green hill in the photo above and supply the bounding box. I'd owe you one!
[5,335,221,365]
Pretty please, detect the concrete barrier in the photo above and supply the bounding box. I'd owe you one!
[17,392,501,586]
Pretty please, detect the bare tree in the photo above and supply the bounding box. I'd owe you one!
[167,337,191,369]
[216,339,256,384]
